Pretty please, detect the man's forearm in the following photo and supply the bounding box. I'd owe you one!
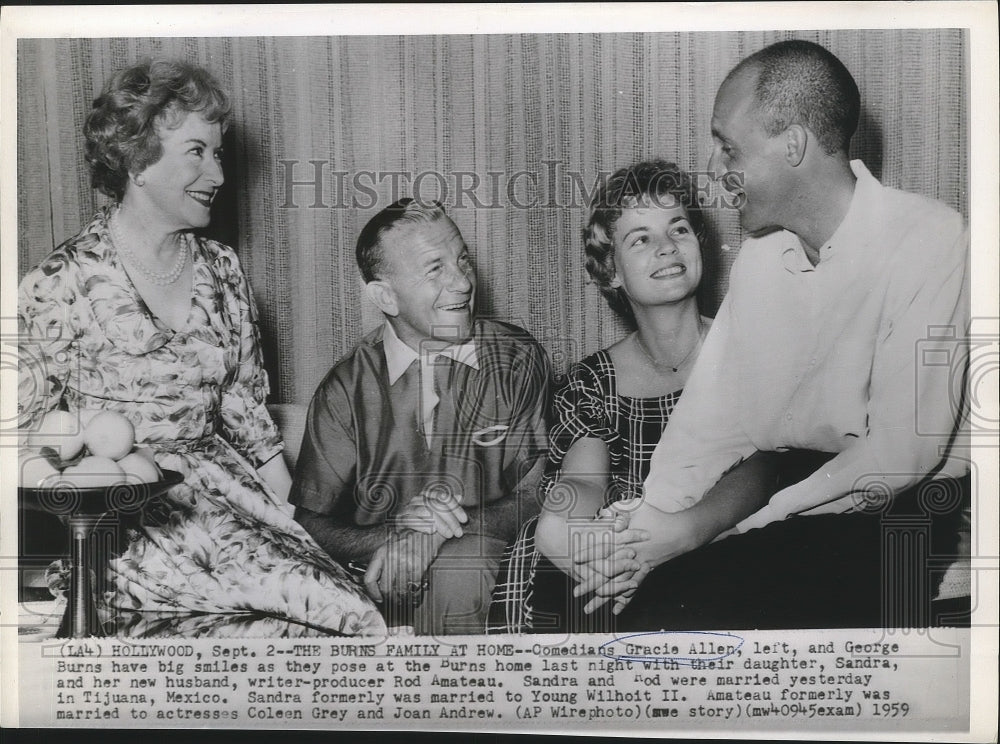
[294,506,389,565]
[686,450,784,544]
[461,495,530,545]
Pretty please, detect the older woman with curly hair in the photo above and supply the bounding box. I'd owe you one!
[18,59,383,636]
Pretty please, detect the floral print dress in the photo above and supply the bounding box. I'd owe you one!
[18,209,385,637]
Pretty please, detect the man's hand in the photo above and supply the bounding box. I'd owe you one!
[566,505,649,613]
[364,529,446,605]
[391,486,468,539]
[573,501,700,614]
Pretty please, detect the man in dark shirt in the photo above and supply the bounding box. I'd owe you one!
[292,198,549,635]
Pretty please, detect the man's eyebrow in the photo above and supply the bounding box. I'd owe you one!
[415,250,443,266]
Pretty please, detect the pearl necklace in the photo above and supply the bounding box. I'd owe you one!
[108,211,188,286]
[634,322,706,374]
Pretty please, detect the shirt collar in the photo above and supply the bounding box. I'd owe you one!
[381,321,479,385]
[781,159,881,273]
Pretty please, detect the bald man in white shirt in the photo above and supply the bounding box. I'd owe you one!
[578,39,969,630]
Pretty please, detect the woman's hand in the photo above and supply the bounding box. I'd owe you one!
[574,450,785,614]
[568,504,653,613]
[578,561,652,616]
[572,500,701,614]
[572,546,651,616]
[538,506,648,578]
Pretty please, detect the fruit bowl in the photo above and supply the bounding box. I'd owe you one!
[19,469,185,515]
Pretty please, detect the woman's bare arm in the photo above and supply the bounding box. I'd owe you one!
[535,437,647,580]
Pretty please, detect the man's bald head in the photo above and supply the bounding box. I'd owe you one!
[727,39,860,155]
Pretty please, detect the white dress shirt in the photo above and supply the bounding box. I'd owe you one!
[642,160,970,531]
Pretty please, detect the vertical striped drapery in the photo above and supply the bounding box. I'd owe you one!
[16,30,968,404]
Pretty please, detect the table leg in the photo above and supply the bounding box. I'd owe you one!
[59,514,107,638]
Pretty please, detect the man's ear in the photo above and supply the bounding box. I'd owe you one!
[365,280,398,316]
[784,124,807,167]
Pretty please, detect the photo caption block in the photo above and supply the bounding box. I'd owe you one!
[18,628,970,732]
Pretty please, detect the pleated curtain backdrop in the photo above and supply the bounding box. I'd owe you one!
[16,31,968,405]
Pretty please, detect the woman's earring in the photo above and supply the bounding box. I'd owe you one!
[132,174,145,187]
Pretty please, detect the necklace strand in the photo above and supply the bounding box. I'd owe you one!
[635,322,705,373]
[108,211,188,286]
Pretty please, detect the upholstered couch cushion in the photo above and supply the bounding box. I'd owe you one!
[267,402,309,473]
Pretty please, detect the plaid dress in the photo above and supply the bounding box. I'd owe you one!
[486,350,680,633]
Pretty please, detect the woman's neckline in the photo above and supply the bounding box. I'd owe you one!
[101,209,199,335]
[596,348,684,402]
[602,314,711,398]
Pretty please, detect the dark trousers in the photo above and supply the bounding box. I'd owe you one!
[530,454,969,632]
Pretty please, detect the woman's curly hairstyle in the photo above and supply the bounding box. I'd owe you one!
[583,160,705,325]
[84,59,232,201]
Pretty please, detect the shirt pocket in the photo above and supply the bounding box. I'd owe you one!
[471,424,509,447]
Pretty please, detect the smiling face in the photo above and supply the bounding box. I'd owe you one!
[130,109,224,232]
[374,217,477,349]
[708,67,791,236]
[611,199,702,310]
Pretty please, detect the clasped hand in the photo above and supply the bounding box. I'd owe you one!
[364,528,444,605]
[568,502,650,616]
[364,487,467,604]
[391,485,468,539]
[571,500,700,615]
